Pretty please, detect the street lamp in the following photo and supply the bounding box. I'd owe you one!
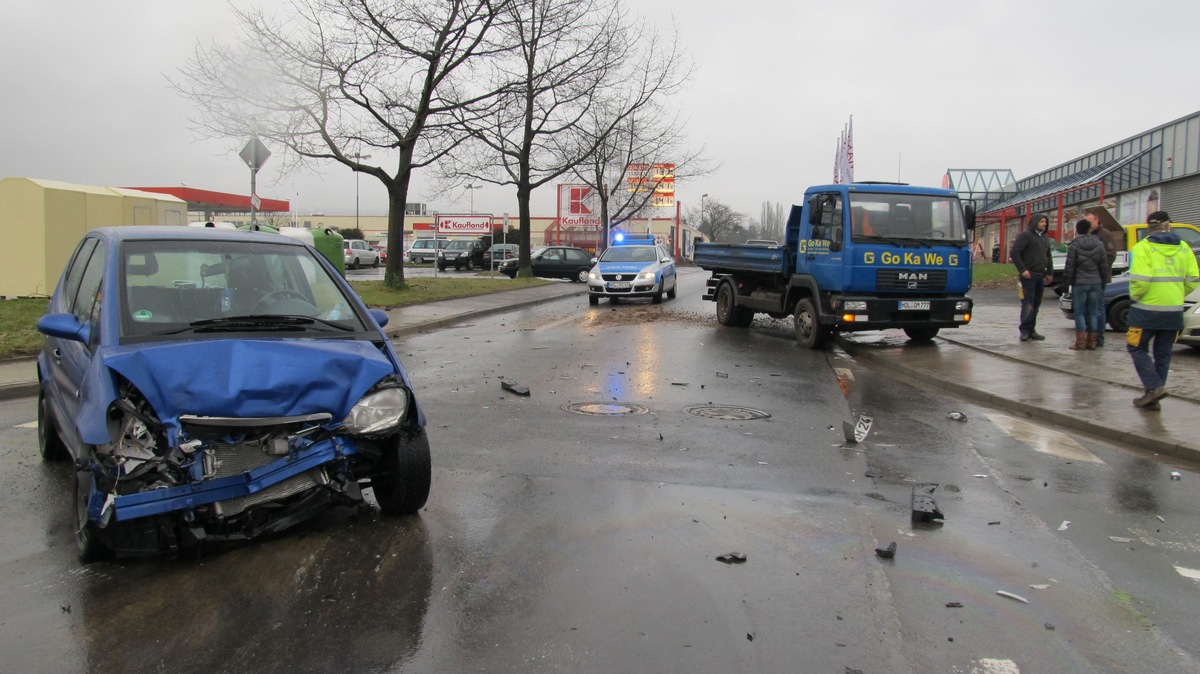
[349,152,371,231]
[465,183,481,214]
[701,193,709,233]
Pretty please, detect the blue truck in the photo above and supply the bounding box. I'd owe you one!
[695,182,976,347]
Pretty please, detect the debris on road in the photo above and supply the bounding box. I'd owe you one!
[1058,521,1070,531]
[715,552,747,564]
[996,590,1029,604]
[715,372,729,378]
[842,415,873,444]
[875,542,897,559]
[500,380,530,396]
[1045,622,1056,631]
[911,483,944,522]
[1170,471,1183,480]
[1157,515,1166,523]
[973,474,988,478]
[1108,536,1134,543]
[945,602,963,608]
[947,411,967,421]
[988,521,1001,525]
[671,382,689,386]
[1029,584,1050,590]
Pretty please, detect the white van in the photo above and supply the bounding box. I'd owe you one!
[407,238,449,264]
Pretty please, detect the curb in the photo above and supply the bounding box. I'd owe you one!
[382,285,588,340]
[840,337,1200,464]
[0,381,38,403]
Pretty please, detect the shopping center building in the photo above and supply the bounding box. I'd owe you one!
[947,109,1200,262]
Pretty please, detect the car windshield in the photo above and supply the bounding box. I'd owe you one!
[848,193,968,242]
[599,246,659,263]
[446,240,474,250]
[120,238,366,341]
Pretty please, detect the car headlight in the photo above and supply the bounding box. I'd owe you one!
[341,387,408,435]
[638,271,656,281]
[588,271,599,281]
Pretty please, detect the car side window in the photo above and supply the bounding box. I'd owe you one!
[544,249,563,261]
[61,238,98,314]
[74,241,106,339]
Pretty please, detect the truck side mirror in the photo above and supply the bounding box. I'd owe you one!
[808,196,824,226]
[964,205,977,230]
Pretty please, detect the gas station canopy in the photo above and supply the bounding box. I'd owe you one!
[126,186,290,216]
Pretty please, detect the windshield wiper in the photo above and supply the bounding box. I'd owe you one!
[153,315,353,335]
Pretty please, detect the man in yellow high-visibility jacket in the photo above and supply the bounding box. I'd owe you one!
[1127,211,1200,409]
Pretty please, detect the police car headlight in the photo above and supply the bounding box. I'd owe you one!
[588,270,600,281]
[341,387,408,436]
[637,271,656,281]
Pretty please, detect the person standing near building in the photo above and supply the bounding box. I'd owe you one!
[1085,209,1118,346]
[1010,213,1054,341]
[1126,211,1199,409]
[1064,219,1111,350]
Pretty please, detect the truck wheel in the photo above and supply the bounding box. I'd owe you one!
[903,326,940,342]
[716,283,753,327]
[793,298,827,348]
[372,430,432,515]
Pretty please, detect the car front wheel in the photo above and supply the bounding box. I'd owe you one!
[372,430,432,515]
[575,268,590,283]
[1107,298,1131,333]
[75,469,109,562]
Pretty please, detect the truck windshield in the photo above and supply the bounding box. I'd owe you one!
[848,193,967,243]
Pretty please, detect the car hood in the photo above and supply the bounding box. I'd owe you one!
[77,338,398,446]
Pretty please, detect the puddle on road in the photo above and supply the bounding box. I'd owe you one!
[986,413,1104,464]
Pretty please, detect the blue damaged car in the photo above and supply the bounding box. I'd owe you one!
[586,236,677,305]
[37,227,430,561]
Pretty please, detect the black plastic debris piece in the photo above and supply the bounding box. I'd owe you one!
[875,542,897,559]
[746,633,754,641]
[500,380,530,396]
[845,668,864,674]
[1044,622,1056,630]
[945,602,963,608]
[715,552,747,564]
[988,521,1001,526]
[912,483,944,522]
[947,411,967,422]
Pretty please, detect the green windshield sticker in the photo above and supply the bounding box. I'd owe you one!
[133,309,153,321]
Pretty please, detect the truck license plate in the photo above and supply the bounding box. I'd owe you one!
[898,300,930,310]
[609,281,631,289]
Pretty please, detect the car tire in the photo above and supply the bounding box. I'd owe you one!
[466,259,474,272]
[652,290,663,304]
[610,297,620,304]
[38,388,69,462]
[372,257,379,268]
[74,469,110,563]
[588,294,599,306]
[793,297,827,348]
[437,263,446,272]
[667,282,677,300]
[716,282,753,327]
[903,326,940,342]
[575,268,590,284]
[1107,298,1131,333]
[372,430,432,515]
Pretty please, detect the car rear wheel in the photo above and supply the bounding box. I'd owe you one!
[575,268,590,283]
[74,469,109,563]
[372,257,379,268]
[372,430,432,515]
[1107,298,1131,333]
[39,389,69,462]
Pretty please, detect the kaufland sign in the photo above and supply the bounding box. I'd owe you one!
[436,214,492,235]
[557,184,601,228]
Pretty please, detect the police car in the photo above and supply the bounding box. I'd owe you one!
[587,234,678,305]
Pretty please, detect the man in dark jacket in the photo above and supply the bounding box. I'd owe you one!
[1010,213,1055,341]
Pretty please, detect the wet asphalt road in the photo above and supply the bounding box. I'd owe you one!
[1,272,1198,672]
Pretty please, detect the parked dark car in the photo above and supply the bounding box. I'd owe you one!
[496,245,595,282]
[37,227,431,561]
[483,243,518,268]
[437,239,486,271]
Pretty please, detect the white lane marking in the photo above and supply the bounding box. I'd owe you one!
[1175,566,1200,581]
[972,659,1021,674]
[15,421,36,429]
[986,414,1104,464]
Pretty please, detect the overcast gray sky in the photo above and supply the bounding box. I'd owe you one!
[4,1,1199,222]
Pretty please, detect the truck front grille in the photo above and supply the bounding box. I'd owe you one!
[876,269,947,291]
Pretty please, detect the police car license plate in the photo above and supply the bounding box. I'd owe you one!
[898,300,930,310]
[609,281,631,289]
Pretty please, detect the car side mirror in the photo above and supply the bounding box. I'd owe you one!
[590,257,598,265]
[37,313,91,344]
[369,308,389,328]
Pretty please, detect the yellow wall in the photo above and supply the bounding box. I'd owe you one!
[0,178,187,297]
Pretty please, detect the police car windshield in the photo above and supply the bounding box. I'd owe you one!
[600,246,659,263]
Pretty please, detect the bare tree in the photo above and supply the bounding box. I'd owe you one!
[689,197,744,243]
[440,0,641,270]
[758,201,786,241]
[174,0,512,288]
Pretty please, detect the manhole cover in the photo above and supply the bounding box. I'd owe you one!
[685,405,771,421]
[562,402,650,417]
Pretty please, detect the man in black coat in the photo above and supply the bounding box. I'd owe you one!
[1009,213,1055,341]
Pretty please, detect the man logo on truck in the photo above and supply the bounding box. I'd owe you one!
[897,272,929,281]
